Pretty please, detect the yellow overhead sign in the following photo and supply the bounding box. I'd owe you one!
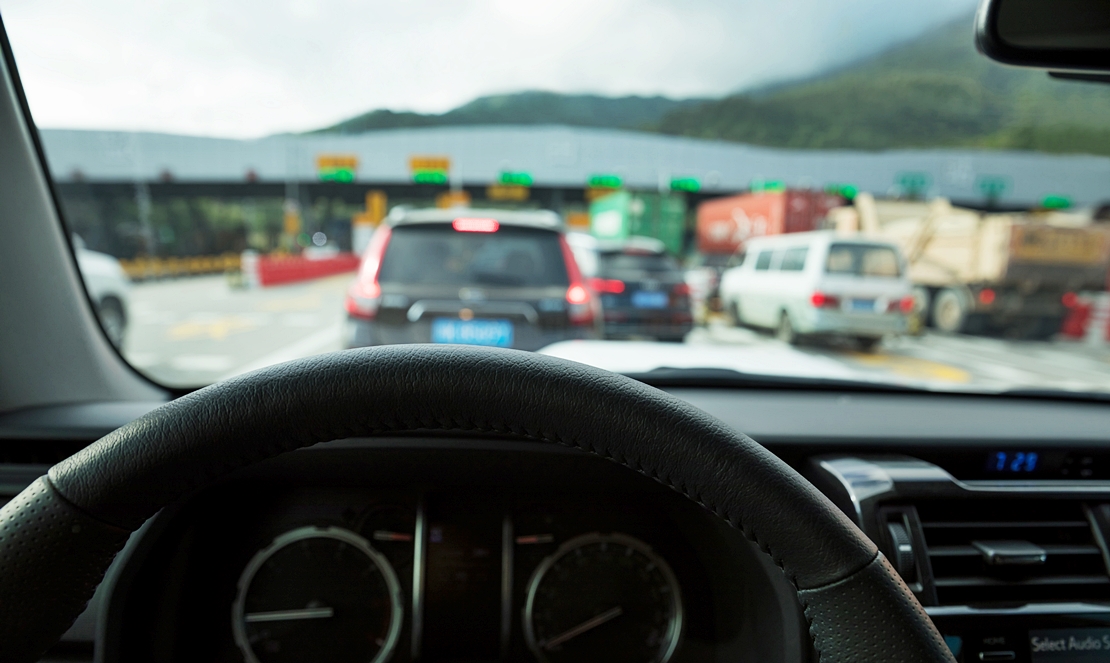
[316,154,358,182]
[410,156,451,173]
[317,155,358,170]
[487,184,529,202]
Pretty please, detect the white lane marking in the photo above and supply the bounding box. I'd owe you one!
[218,321,344,380]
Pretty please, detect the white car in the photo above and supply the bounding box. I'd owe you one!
[73,235,130,348]
[719,231,912,350]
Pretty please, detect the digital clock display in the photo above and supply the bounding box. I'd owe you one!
[986,451,1040,473]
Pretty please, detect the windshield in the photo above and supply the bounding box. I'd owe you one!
[5,1,1110,396]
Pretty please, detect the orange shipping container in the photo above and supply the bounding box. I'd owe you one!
[696,190,841,255]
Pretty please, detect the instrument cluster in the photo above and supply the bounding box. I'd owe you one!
[105,447,801,663]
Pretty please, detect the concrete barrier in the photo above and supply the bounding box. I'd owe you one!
[243,252,360,287]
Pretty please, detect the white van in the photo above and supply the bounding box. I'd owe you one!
[719,231,912,350]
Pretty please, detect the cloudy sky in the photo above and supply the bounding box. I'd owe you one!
[2,0,977,138]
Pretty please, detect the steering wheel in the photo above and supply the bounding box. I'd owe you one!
[0,346,954,662]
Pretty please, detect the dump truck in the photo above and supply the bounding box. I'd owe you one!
[834,194,1110,339]
[590,191,686,255]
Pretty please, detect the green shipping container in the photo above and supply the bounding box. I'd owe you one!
[589,191,687,255]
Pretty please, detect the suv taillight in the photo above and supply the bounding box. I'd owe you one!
[345,226,392,320]
[560,236,597,326]
[810,292,841,309]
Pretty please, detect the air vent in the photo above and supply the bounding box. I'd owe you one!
[916,500,1110,605]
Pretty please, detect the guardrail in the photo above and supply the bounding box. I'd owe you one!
[119,253,241,280]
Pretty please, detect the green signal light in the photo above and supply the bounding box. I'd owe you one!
[499,171,534,187]
[1042,195,1072,209]
[670,177,700,193]
[413,170,448,185]
[751,179,784,193]
[588,174,622,189]
[825,183,858,198]
[318,168,355,183]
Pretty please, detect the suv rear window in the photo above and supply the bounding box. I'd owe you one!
[599,253,679,278]
[825,243,901,277]
[378,224,569,288]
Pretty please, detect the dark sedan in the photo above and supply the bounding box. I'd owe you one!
[587,239,694,342]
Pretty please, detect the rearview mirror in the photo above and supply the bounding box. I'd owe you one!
[975,0,1110,74]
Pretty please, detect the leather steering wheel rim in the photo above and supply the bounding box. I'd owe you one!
[0,345,954,662]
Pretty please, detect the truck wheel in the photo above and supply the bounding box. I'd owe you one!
[933,288,968,334]
[912,286,932,331]
[776,312,798,345]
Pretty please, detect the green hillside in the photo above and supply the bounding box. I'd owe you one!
[315,91,706,134]
[313,17,1110,156]
[655,16,1110,155]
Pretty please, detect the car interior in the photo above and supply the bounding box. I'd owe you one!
[4,2,1110,663]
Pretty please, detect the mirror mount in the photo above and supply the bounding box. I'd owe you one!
[975,0,1110,75]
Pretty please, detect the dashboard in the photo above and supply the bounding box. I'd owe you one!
[97,442,802,663]
[3,388,1110,663]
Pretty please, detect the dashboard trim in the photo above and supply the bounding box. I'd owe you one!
[411,495,427,661]
[500,513,513,659]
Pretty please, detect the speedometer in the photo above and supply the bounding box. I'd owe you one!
[232,526,403,663]
[523,533,683,663]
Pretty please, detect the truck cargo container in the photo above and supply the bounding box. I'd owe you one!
[695,190,843,255]
[840,194,1110,339]
[589,191,686,255]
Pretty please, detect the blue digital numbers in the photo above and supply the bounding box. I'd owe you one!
[990,451,1038,473]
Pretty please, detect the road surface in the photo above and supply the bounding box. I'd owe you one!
[119,275,1110,394]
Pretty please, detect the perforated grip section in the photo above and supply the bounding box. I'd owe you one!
[0,476,129,663]
[800,555,956,663]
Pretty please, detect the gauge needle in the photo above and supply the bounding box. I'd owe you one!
[244,607,335,623]
[542,606,624,650]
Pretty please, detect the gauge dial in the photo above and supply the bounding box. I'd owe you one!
[232,526,403,663]
[524,533,683,663]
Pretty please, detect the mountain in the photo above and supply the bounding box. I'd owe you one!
[314,91,707,134]
[314,17,1110,156]
[654,16,1110,154]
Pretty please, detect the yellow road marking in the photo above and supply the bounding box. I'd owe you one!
[846,351,971,383]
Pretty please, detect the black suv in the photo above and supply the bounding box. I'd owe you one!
[345,208,600,350]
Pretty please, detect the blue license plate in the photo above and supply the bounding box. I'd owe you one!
[431,318,514,347]
[631,291,668,309]
[849,298,876,312]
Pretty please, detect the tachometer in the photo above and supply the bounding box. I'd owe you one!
[232,526,403,663]
[523,533,683,663]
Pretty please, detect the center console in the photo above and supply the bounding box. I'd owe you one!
[807,453,1110,663]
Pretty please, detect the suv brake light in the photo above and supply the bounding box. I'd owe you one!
[452,217,499,232]
[345,226,392,320]
[810,292,840,309]
[888,295,915,314]
[589,278,625,294]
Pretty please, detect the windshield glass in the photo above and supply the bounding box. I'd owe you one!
[5,1,1110,395]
